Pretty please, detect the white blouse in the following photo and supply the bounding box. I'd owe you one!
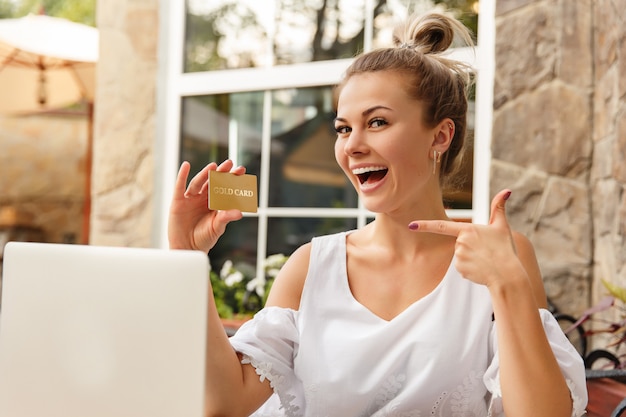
[229,231,587,417]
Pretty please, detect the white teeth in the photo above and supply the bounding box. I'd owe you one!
[352,166,387,175]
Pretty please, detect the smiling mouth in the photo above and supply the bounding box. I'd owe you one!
[352,166,388,185]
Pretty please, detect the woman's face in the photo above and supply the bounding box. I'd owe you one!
[334,71,442,215]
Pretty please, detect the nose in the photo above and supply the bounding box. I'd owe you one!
[342,129,369,156]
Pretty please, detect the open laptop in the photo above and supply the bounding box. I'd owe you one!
[0,241,209,417]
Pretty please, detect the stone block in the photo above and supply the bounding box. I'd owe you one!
[94,125,151,194]
[492,81,592,177]
[593,0,619,80]
[531,178,592,266]
[619,192,626,266]
[495,3,557,104]
[93,182,149,227]
[558,0,593,88]
[0,114,87,244]
[593,65,619,142]
[620,30,626,98]
[592,179,621,238]
[593,236,620,307]
[591,137,614,181]
[542,263,590,316]
[125,8,159,60]
[495,0,538,16]
[614,109,626,182]
[96,0,127,29]
[490,160,548,233]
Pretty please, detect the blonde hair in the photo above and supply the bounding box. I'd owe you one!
[335,11,475,190]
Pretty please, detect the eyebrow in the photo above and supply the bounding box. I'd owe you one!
[334,105,392,123]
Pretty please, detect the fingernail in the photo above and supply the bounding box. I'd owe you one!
[504,191,512,201]
[408,222,419,230]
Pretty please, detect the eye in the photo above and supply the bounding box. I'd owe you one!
[334,125,351,135]
[369,118,387,128]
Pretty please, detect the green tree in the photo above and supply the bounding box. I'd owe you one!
[0,0,16,18]
[184,0,479,73]
[6,0,95,26]
[434,0,478,38]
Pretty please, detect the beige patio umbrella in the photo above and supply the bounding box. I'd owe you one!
[0,14,98,244]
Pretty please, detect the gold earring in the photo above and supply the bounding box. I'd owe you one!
[432,150,441,175]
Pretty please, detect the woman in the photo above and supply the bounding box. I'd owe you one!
[168,11,587,417]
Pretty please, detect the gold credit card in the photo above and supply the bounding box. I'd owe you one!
[208,171,258,213]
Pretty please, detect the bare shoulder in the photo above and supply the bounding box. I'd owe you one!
[264,242,312,310]
[511,230,548,309]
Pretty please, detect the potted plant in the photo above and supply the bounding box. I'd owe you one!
[209,253,288,335]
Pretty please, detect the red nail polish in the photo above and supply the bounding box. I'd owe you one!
[504,191,512,201]
[408,223,419,230]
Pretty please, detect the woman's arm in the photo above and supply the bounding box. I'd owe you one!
[489,232,572,417]
[204,244,310,416]
[168,161,274,416]
[408,189,575,417]
[265,243,311,309]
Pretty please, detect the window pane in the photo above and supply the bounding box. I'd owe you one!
[208,216,258,276]
[443,99,474,210]
[372,1,478,48]
[372,1,429,48]
[180,93,264,180]
[267,217,357,256]
[275,0,365,65]
[443,133,473,209]
[185,0,272,72]
[269,86,357,208]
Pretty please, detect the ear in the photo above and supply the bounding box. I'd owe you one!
[431,118,455,153]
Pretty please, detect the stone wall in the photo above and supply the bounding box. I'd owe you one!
[0,112,87,244]
[91,0,159,247]
[493,0,626,317]
[590,0,626,317]
[492,0,595,315]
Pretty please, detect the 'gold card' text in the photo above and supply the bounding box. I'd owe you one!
[208,171,258,213]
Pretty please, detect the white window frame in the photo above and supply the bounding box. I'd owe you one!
[154,0,495,264]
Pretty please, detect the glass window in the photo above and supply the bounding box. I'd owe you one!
[180,93,264,179]
[267,217,357,257]
[208,216,258,275]
[373,0,419,49]
[184,0,368,71]
[274,0,365,65]
[373,1,479,49]
[185,0,272,72]
[443,100,475,210]
[269,86,357,208]
[170,0,482,269]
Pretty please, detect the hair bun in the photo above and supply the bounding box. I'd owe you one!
[393,12,471,55]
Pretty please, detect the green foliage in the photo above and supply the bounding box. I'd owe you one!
[210,254,288,319]
[185,3,266,72]
[184,0,479,73]
[434,0,479,37]
[603,279,626,304]
[4,0,95,26]
[0,0,16,18]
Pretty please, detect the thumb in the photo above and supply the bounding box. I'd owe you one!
[488,189,512,228]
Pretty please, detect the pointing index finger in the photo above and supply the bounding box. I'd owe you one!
[408,219,467,237]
